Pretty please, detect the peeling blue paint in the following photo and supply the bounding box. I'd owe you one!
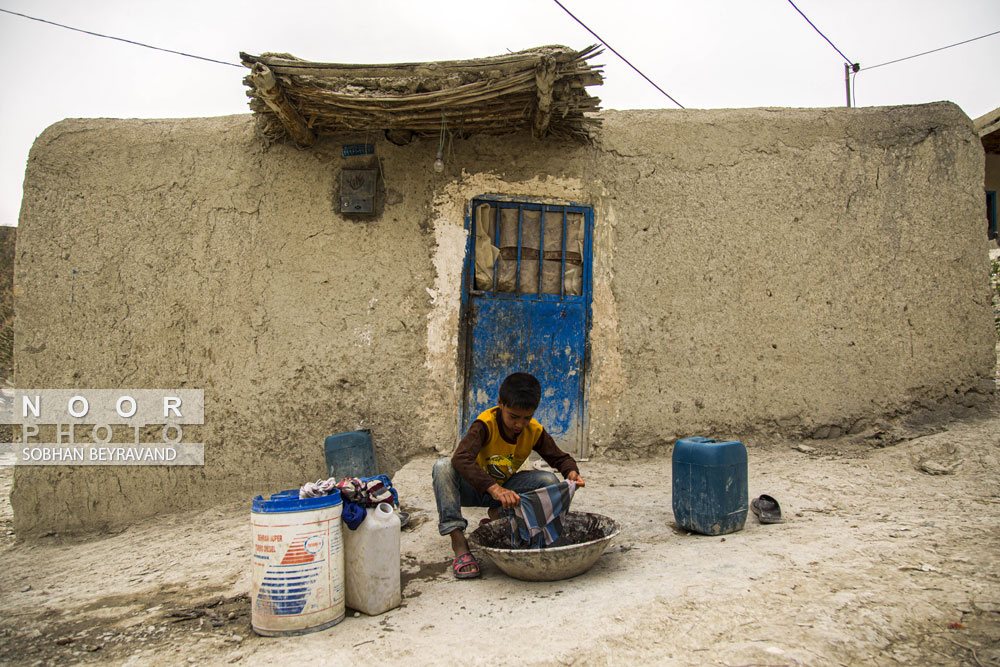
[459,197,594,454]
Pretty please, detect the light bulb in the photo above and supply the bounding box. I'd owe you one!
[433,148,445,173]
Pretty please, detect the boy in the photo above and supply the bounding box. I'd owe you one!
[432,372,585,579]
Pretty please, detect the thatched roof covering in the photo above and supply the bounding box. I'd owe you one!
[239,45,603,146]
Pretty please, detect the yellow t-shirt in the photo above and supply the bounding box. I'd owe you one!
[474,406,543,484]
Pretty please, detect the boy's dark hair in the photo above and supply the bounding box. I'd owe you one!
[498,372,541,411]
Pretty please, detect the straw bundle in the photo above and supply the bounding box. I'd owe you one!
[240,45,603,146]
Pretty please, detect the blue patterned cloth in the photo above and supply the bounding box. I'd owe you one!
[507,480,577,548]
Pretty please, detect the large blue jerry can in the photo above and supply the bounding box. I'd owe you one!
[323,430,377,479]
[672,436,748,535]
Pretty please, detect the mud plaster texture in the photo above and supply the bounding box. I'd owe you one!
[13,116,442,536]
[11,102,995,535]
[589,105,994,458]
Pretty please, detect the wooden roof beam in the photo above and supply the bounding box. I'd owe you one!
[532,56,557,139]
[250,63,315,147]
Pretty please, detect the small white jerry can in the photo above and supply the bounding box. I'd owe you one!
[343,502,402,616]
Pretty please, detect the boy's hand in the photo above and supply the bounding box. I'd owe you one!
[567,470,585,487]
[487,484,521,509]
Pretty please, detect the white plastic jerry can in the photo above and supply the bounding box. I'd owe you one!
[343,502,402,615]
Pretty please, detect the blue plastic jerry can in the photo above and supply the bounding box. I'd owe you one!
[323,430,377,479]
[672,436,748,536]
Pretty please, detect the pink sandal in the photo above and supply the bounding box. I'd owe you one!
[452,552,480,579]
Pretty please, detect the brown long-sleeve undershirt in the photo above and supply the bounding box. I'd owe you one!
[451,416,580,495]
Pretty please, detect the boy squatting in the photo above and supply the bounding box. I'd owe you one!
[432,372,585,578]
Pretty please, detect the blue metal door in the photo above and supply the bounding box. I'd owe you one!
[460,197,593,455]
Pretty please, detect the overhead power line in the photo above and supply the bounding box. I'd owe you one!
[862,28,1000,71]
[852,28,1000,108]
[0,7,243,68]
[786,0,858,106]
[550,0,684,109]
[786,0,854,65]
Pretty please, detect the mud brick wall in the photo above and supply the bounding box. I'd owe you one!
[11,103,992,534]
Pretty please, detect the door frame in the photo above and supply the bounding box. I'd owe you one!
[457,194,595,458]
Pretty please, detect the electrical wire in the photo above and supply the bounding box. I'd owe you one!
[0,7,243,68]
[851,27,1000,106]
[550,0,683,109]
[861,28,1000,71]
[787,0,854,65]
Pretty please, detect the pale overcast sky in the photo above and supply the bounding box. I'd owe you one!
[0,0,998,227]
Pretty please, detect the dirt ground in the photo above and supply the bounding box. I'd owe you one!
[1,403,998,666]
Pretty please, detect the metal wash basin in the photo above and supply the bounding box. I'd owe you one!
[469,511,620,582]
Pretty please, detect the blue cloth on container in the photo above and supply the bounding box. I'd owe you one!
[300,475,400,531]
[507,480,577,548]
[341,501,366,530]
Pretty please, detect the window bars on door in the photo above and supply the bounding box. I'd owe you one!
[472,201,586,299]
